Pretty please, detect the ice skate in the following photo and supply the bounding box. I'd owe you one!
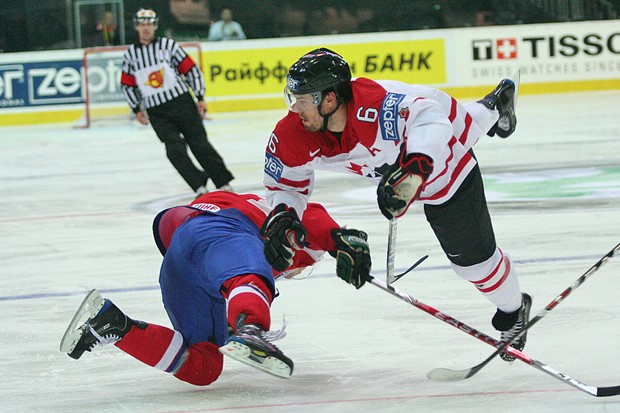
[195,184,209,198]
[492,293,532,362]
[219,323,293,378]
[216,183,234,192]
[479,70,520,138]
[59,289,140,359]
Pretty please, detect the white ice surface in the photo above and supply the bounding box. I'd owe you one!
[0,90,619,412]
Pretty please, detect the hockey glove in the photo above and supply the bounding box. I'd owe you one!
[377,152,433,220]
[260,203,307,272]
[330,229,372,289]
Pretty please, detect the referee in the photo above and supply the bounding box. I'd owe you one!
[121,8,234,195]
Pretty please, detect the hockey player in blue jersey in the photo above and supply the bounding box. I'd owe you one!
[60,190,371,385]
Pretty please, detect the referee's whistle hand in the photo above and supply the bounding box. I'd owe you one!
[136,111,150,125]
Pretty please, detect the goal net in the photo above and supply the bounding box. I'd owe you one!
[74,42,203,128]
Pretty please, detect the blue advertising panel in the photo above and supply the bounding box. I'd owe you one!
[0,60,84,108]
[0,57,124,109]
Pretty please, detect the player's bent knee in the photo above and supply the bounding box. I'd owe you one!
[173,342,224,386]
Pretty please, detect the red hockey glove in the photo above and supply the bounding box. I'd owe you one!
[377,152,433,220]
[260,203,307,271]
[330,229,372,289]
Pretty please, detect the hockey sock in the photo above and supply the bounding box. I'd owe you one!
[115,323,188,372]
[451,248,522,313]
[173,342,223,386]
[221,274,273,331]
[115,323,223,386]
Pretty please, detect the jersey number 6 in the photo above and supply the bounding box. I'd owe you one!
[356,107,378,123]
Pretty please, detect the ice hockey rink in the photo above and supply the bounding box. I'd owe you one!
[1,89,619,413]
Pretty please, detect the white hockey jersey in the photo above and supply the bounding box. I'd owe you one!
[263,77,498,217]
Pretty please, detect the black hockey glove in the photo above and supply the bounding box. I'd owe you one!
[377,152,433,220]
[330,229,372,289]
[260,203,307,272]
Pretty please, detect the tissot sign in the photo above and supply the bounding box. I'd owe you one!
[473,34,619,60]
[472,38,518,60]
[455,20,620,84]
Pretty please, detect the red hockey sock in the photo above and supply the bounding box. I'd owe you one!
[115,323,186,372]
[115,323,223,386]
[221,274,273,331]
[173,342,223,386]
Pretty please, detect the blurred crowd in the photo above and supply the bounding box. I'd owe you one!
[0,0,618,52]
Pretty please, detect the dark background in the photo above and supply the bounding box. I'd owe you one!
[0,0,618,53]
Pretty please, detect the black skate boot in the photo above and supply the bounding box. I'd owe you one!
[492,293,532,362]
[59,289,144,360]
[219,316,293,378]
[478,71,520,138]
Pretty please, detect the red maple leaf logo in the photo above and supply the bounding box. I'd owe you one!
[399,107,410,121]
[346,163,364,175]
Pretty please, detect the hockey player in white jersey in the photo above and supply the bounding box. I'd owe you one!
[261,47,531,361]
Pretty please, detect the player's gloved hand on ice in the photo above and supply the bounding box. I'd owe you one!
[330,229,372,289]
[260,203,307,271]
[377,152,433,220]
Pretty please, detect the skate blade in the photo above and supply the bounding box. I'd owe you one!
[219,341,292,379]
[59,289,104,353]
[510,69,520,109]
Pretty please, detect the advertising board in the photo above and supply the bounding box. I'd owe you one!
[0,19,618,126]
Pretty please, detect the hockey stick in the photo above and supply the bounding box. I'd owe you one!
[393,254,429,280]
[427,242,620,384]
[366,269,620,397]
[386,219,398,284]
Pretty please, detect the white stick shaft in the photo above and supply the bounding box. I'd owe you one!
[386,219,398,284]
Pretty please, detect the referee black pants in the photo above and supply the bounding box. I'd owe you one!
[148,93,234,191]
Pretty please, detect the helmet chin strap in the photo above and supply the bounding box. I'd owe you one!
[317,96,343,133]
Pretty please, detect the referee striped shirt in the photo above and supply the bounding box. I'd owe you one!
[120,37,205,112]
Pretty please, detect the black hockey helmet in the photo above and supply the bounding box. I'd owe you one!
[133,8,159,27]
[285,48,353,109]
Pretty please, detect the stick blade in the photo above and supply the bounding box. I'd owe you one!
[386,272,397,284]
[391,255,429,283]
[510,69,521,109]
[427,366,478,382]
[597,385,620,397]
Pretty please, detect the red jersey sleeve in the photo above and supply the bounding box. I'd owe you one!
[301,203,339,252]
